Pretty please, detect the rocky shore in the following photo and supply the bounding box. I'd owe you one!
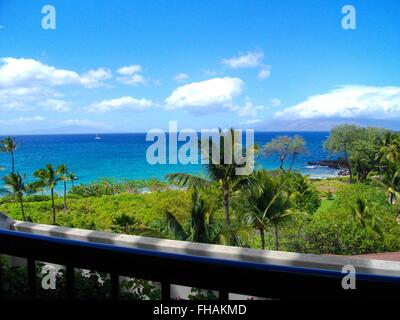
[306,159,350,176]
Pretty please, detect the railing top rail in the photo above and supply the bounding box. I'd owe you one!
[1,228,400,284]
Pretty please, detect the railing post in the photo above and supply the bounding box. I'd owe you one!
[161,282,171,300]
[0,255,3,300]
[66,265,75,300]
[27,258,36,300]
[110,273,119,300]
[219,290,229,301]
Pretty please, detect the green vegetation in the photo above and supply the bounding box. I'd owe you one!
[0,257,161,300]
[1,125,400,257]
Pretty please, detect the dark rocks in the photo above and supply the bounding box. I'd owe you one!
[306,159,349,170]
[337,169,350,176]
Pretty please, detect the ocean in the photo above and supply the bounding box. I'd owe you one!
[0,132,338,192]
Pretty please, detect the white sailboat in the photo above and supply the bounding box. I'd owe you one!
[94,133,102,140]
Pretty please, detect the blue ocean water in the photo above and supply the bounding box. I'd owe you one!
[0,132,337,192]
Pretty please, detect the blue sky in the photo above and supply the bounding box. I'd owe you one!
[0,0,399,133]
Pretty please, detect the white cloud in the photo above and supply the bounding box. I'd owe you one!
[0,57,112,111]
[275,85,400,119]
[0,57,111,88]
[174,73,189,82]
[0,116,45,125]
[80,68,112,88]
[258,67,271,80]
[88,96,155,113]
[222,51,264,69]
[226,97,264,117]
[203,70,220,76]
[269,98,282,107]
[117,74,146,85]
[239,119,261,125]
[117,65,142,75]
[165,77,244,110]
[61,119,101,127]
[39,99,72,112]
[116,64,146,85]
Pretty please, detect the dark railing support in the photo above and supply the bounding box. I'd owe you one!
[219,290,229,301]
[1,229,400,300]
[27,258,36,300]
[110,273,119,300]
[161,281,171,300]
[66,265,75,300]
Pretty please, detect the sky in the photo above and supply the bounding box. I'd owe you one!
[0,0,399,134]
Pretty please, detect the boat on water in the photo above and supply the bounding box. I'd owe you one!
[94,134,102,140]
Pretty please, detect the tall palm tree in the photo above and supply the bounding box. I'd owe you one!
[1,137,17,173]
[242,170,290,250]
[34,164,62,225]
[57,164,69,212]
[351,197,382,233]
[166,189,249,245]
[167,129,257,226]
[67,172,78,188]
[1,173,31,221]
[166,189,212,243]
[375,132,399,180]
[382,167,400,205]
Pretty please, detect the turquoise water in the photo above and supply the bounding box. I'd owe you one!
[0,132,338,192]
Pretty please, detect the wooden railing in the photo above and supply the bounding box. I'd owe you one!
[1,228,400,300]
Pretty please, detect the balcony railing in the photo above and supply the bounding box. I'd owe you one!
[1,219,400,300]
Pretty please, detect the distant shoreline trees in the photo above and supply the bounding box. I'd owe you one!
[264,135,307,173]
[1,137,17,173]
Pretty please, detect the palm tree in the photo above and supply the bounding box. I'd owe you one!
[375,132,399,180]
[166,189,211,243]
[167,129,257,226]
[112,214,137,234]
[1,137,17,173]
[351,197,382,233]
[166,189,249,245]
[34,164,62,225]
[1,173,31,221]
[67,172,78,188]
[57,164,69,212]
[382,167,400,205]
[242,171,291,250]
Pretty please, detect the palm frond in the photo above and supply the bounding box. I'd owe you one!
[166,173,211,189]
[165,211,187,240]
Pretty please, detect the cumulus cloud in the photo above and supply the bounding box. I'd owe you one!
[0,57,112,112]
[87,96,155,113]
[269,98,282,107]
[239,119,261,125]
[275,85,400,120]
[174,73,189,82]
[80,68,112,88]
[0,57,111,88]
[165,77,244,111]
[116,64,146,85]
[117,65,142,75]
[228,98,264,117]
[222,51,264,69]
[0,116,45,125]
[258,67,271,80]
[39,99,72,112]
